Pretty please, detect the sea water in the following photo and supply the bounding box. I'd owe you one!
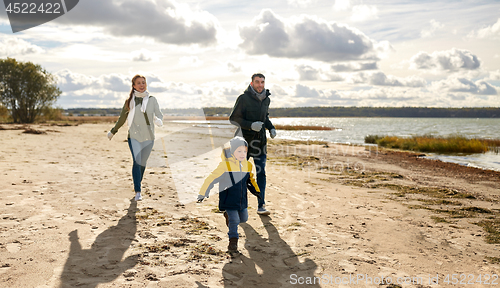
[177,118,500,172]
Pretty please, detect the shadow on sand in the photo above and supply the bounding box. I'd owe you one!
[59,200,139,288]
[222,216,320,287]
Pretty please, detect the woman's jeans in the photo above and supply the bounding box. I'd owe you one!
[127,138,154,192]
[226,208,248,239]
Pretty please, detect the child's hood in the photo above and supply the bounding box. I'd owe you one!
[221,148,236,162]
[221,147,247,165]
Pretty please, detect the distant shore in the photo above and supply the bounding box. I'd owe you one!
[64,106,500,118]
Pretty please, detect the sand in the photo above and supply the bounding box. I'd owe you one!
[0,122,499,288]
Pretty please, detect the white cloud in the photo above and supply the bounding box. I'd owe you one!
[55,70,130,92]
[342,72,426,87]
[287,85,440,107]
[101,74,131,91]
[200,81,248,107]
[227,62,242,73]
[368,72,426,87]
[420,19,444,38]
[333,0,350,11]
[54,69,500,108]
[409,48,481,72]
[339,87,489,108]
[286,84,347,107]
[295,84,321,98]
[330,62,378,72]
[56,70,99,92]
[351,5,378,22]
[321,71,345,82]
[486,70,500,81]
[56,44,130,62]
[54,69,239,108]
[431,76,498,95]
[296,65,320,81]
[288,0,315,8]
[474,18,500,39]
[295,65,426,87]
[0,38,44,56]
[58,90,125,108]
[131,49,158,62]
[54,71,132,108]
[238,9,390,62]
[178,56,204,67]
[55,0,219,46]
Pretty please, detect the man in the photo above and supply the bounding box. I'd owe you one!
[229,73,277,215]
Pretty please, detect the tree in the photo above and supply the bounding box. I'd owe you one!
[0,58,61,123]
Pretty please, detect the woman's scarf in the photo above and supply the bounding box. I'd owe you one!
[127,90,150,129]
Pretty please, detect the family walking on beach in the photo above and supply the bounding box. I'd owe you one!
[108,73,277,252]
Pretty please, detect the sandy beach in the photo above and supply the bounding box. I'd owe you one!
[0,122,499,288]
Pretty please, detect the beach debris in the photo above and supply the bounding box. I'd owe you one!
[123,269,137,278]
[145,273,159,281]
[22,128,46,134]
[139,231,157,239]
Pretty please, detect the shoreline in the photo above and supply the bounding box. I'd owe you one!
[1,121,499,173]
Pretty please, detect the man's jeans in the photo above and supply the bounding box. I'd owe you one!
[252,154,267,208]
[127,138,154,192]
[226,208,248,239]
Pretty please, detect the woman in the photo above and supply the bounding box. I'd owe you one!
[107,74,163,201]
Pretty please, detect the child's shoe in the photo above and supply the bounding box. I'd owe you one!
[228,238,238,252]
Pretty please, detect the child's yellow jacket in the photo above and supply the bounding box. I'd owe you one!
[199,148,260,211]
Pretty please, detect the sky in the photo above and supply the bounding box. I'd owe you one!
[1,0,500,109]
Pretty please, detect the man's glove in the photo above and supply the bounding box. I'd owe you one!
[154,116,163,127]
[197,194,205,203]
[270,129,277,139]
[251,121,263,132]
[107,131,114,140]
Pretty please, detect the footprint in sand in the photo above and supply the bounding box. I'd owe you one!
[0,264,12,275]
[339,259,357,273]
[6,242,21,253]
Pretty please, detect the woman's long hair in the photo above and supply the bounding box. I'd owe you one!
[125,74,146,111]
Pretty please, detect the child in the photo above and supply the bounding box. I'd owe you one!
[197,136,260,252]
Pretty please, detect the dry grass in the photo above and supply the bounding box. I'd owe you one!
[62,116,119,123]
[274,124,337,131]
[23,128,46,134]
[365,135,500,154]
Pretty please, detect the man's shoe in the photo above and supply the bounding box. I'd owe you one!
[223,211,229,227]
[135,192,142,201]
[257,206,270,215]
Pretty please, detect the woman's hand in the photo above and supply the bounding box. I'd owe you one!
[154,116,163,127]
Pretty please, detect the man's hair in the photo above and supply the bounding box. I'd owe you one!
[251,73,265,82]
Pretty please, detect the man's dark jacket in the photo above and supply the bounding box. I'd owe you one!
[229,85,275,157]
